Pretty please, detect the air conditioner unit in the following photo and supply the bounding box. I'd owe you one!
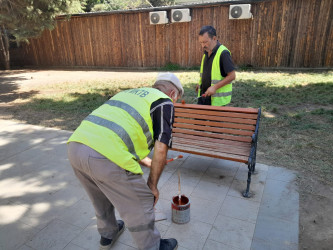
[229,4,252,19]
[171,9,191,23]
[149,11,168,25]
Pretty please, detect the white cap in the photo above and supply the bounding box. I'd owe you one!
[156,72,184,97]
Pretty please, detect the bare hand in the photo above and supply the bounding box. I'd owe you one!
[139,157,152,168]
[147,182,159,206]
[205,86,216,97]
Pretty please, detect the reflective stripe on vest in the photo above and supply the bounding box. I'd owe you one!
[105,100,153,149]
[199,45,232,106]
[68,88,171,174]
[213,91,232,97]
[84,114,140,160]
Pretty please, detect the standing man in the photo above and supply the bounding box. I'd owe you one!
[67,73,182,250]
[196,25,236,106]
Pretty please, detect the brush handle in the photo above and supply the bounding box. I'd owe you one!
[178,170,181,197]
[166,155,183,164]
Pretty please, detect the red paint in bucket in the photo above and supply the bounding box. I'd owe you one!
[171,195,190,224]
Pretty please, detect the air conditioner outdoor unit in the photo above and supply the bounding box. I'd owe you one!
[229,4,252,19]
[149,11,168,25]
[171,9,191,23]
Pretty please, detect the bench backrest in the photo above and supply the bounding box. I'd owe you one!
[172,103,261,164]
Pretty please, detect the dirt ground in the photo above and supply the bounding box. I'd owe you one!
[1,69,333,249]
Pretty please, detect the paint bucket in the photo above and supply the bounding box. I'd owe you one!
[171,195,190,224]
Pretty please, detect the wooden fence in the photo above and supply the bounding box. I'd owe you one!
[8,0,333,69]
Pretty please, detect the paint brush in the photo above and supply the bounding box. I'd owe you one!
[193,94,207,102]
[178,169,181,202]
[166,155,183,164]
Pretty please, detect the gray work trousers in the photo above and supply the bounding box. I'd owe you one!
[67,142,161,250]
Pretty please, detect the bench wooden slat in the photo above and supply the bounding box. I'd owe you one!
[173,132,251,148]
[174,103,258,114]
[173,137,250,157]
[172,142,249,163]
[174,123,254,136]
[175,112,257,125]
[174,117,256,131]
[175,108,258,120]
[173,128,252,143]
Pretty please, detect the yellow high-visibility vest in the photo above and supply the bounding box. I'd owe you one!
[199,45,232,106]
[68,88,171,174]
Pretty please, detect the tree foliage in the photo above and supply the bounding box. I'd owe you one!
[149,0,175,7]
[91,0,142,12]
[0,1,75,43]
[88,0,175,12]
[68,0,86,14]
[0,0,80,69]
[85,0,102,12]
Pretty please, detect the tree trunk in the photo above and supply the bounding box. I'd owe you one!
[0,25,10,70]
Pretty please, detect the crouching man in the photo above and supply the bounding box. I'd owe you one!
[67,73,183,250]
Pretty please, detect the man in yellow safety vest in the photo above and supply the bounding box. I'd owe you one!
[196,25,236,106]
[67,72,183,250]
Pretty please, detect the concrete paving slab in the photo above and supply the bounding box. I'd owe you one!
[0,119,299,250]
[57,199,95,229]
[0,221,39,250]
[209,214,256,250]
[20,205,62,231]
[251,166,299,250]
[159,169,201,201]
[253,215,299,249]
[266,166,298,183]
[180,155,213,172]
[203,239,241,250]
[26,219,82,250]
[260,185,299,222]
[164,220,212,250]
[69,222,101,250]
[262,177,299,202]
[204,164,239,178]
[63,243,86,250]
[219,196,260,223]
[190,196,222,225]
[191,175,232,202]
[0,122,70,162]
[235,163,268,184]
[18,245,35,250]
[228,179,266,203]
[251,238,298,250]
[153,198,173,227]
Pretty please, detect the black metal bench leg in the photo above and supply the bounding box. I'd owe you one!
[252,151,256,173]
[243,107,260,197]
[242,165,252,198]
[243,162,255,198]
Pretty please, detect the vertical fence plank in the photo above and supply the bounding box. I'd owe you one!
[8,0,332,69]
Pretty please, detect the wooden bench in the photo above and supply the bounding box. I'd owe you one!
[171,103,261,198]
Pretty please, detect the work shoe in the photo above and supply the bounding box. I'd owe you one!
[99,220,125,250]
[160,238,178,250]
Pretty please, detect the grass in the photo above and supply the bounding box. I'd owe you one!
[17,70,333,185]
[160,63,200,71]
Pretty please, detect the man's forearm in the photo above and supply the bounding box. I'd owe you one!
[147,141,168,189]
